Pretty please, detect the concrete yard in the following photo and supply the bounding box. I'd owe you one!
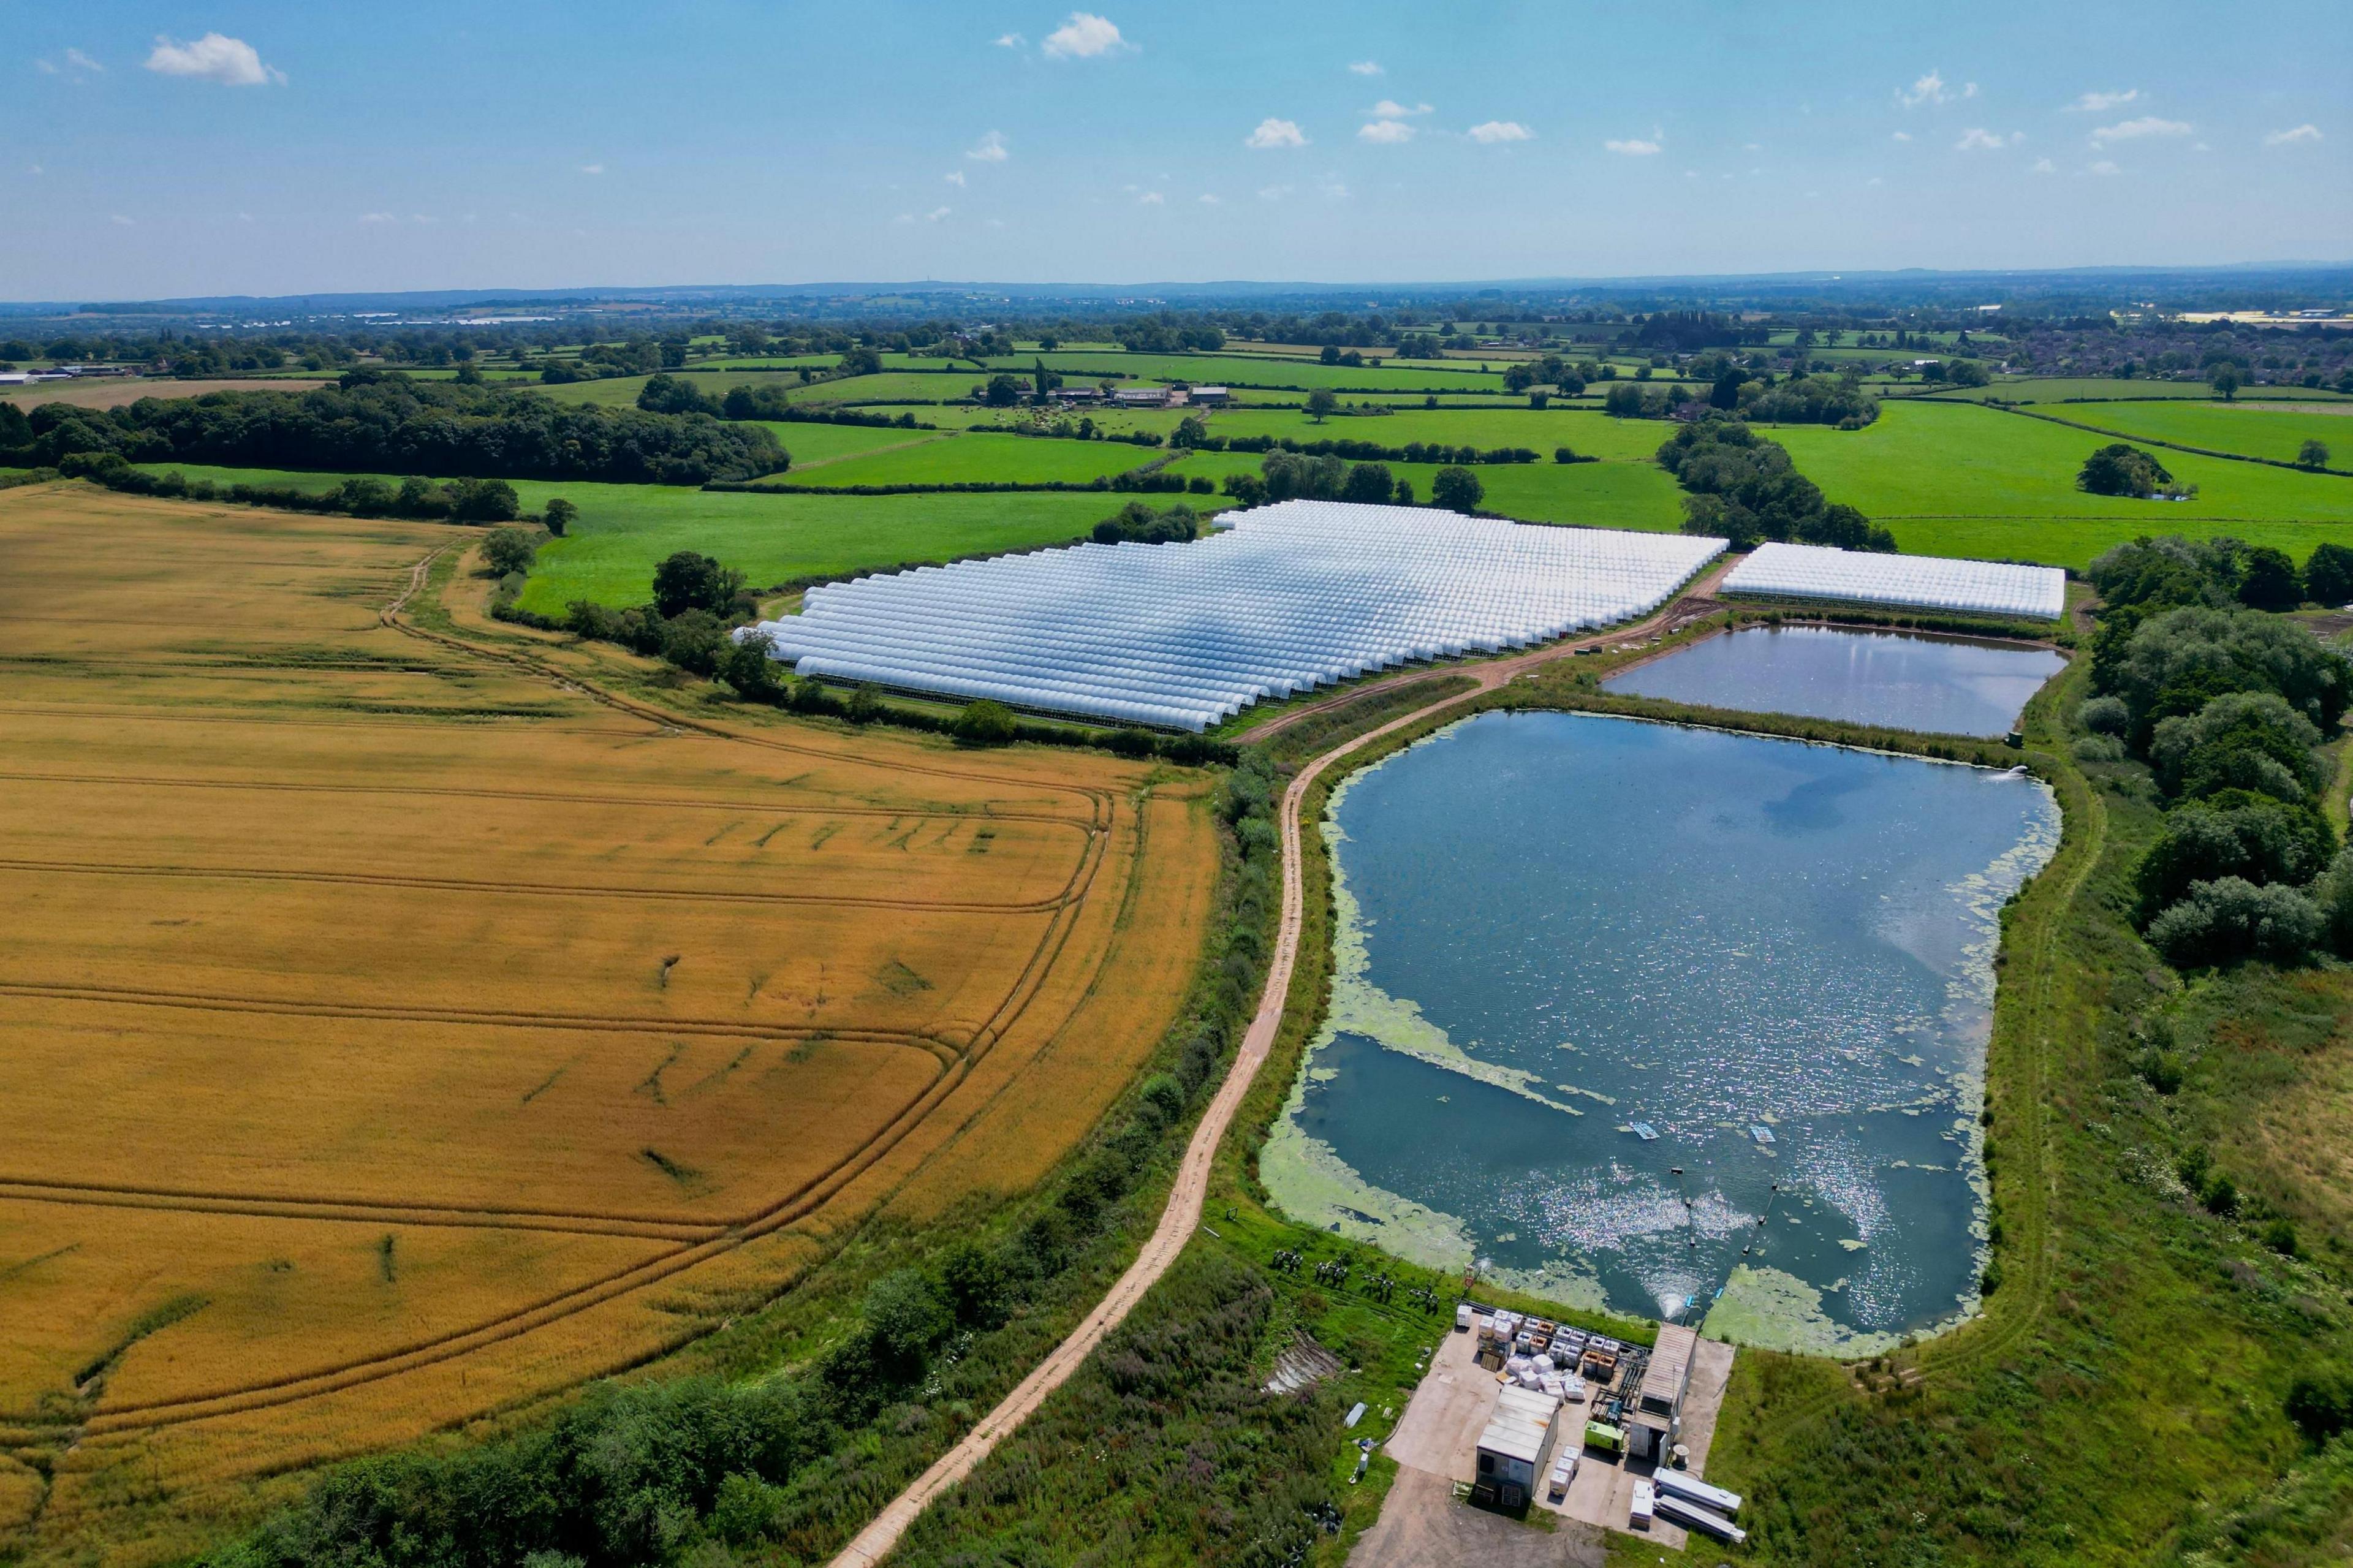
[1352,1314,1737,1565]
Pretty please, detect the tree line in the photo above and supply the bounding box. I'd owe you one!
[2078,537,2353,971]
[1661,417,1894,551]
[7,370,786,486]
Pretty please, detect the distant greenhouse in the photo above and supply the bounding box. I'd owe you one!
[740,500,1726,731]
[1721,542,2066,621]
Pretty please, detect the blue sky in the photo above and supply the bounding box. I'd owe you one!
[4,1,2346,299]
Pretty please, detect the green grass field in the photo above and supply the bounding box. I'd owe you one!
[768,432,1164,488]
[121,463,1114,612]
[1913,376,2352,406]
[1207,406,1669,460]
[758,422,952,467]
[2018,400,2352,470]
[970,350,1510,393]
[1769,401,2353,568]
[786,371,980,404]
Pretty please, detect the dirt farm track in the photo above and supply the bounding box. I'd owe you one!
[0,483,1219,1562]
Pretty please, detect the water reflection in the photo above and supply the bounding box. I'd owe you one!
[1602,625,2065,738]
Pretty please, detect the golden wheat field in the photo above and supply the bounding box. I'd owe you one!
[0,484,1219,1563]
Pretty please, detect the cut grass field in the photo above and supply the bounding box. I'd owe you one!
[766,431,1164,489]
[1917,376,2353,406]
[1768,400,2353,569]
[0,482,1219,1564]
[2017,399,2353,470]
[122,464,1118,613]
[0,377,320,411]
[972,350,1512,393]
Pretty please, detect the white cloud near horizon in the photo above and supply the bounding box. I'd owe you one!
[1042,13,1129,59]
[966,130,1009,162]
[1955,127,2021,151]
[2091,115,2191,144]
[1892,130,1911,142]
[1469,121,1534,143]
[580,163,604,175]
[1137,189,1164,204]
[1358,119,1414,143]
[1899,70,1974,108]
[1602,134,1659,154]
[2066,88,2137,112]
[2264,123,2323,146]
[2088,159,2121,175]
[1347,60,1382,75]
[1246,117,1307,148]
[2030,156,2057,173]
[945,169,966,186]
[146,32,284,86]
[1368,99,1431,118]
[994,32,1024,48]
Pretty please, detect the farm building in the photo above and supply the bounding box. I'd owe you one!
[1189,385,1231,406]
[1624,1322,1697,1463]
[1048,385,1102,404]
[1111,386,1170,407]
[1472,1384,1564,1512]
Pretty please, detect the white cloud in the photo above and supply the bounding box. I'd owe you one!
[1955,128,2021,151]
[2065,88,2137,112]
[1892,130,1912,142]
[1743,141,1762,152]
[925,205,950,221]
[411,213,437,224]
[358,212,396,224]
[1137,189,1164,204]
[2265,123,2324,146]
[1866,175,1882,186]
[2030,156,2057,173]
[966,129,1009,162]
[237,211,253,221]
[1898,70,1974,108]
[2194,141,2211,152]
[36,59,56,74]
[145,32,283,86]
[28,164,42,175]
[1348,59,1382,75]
[1257,184,1292,201]
[111,214,134,226]
[944,169,966,186]
[66,48,102,72]
[1358,119,1414,143]
[1245,117,1307,149]
[986,218,1006,229]
[1602,135,1659,154]
[1368,99,1431,118]
[994,32,1025,48]
[1470,121,1535,143]
[580,162,604,175]
[2087,159,2120,176]
[1042,12,1129,59]
[1199,192,1221,205]
[892,213,914,224]
[2091,115,2191,144]
[1319,175,1349,199]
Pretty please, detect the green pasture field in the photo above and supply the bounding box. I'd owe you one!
[969,350,1510,393]
[121,462,1115,610]
[683,354,839,371]
[1173,448,1684,533]
[2017,400,2353,470]
[1205,406,1669,460]
[1768,400,2353,568]
[529,371,841,409]
[1917,376,2351,406]
[756,422,952,467]
[787,371,974,404]
[932,405,1189,437]
[767,432,1163,488]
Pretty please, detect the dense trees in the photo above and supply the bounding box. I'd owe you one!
[479,526,541,576]
[1091,501,1199,545]
[1738,373,1881,428]
[1430,466,1483,512]
[2300,438,2332,471]
[651,550,748,619]
[18,372,785,485]
[2078,442,2182,499]
[1658,417,1892,552]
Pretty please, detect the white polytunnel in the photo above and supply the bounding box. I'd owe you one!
[1721,541,2066,621]
[736,499,1728,732]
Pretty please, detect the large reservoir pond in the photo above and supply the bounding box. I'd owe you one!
[1602,625,2066,738]
[1262,711,2059,1354]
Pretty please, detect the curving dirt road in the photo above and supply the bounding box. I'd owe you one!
[825,563,1727,1568]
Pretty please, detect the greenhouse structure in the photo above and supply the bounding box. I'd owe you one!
[740,500,1726,731]
[1721,542,2066,620]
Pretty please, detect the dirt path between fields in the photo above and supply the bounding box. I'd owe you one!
[825,559,1729,1568]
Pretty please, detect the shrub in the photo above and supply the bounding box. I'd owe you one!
[2236,545,2302,611]
[1431,465,1483,512]
[2286,1371,2353,1443]
[2148,691,2328,803]
[651,550,746,619]
[2134,790,2335,914]
[480,525,541,576]
[2077,694,2131,735]
[951,700,1019,746]
[541,496,578,536]
[2145,876,2322,969]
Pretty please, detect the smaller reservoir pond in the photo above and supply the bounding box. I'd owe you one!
[1602,625,2066,738]
[1263,711,2060,1354]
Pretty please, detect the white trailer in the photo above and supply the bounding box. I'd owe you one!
[1654,1468,1743,1516]
[1655,1492,1748,1545]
